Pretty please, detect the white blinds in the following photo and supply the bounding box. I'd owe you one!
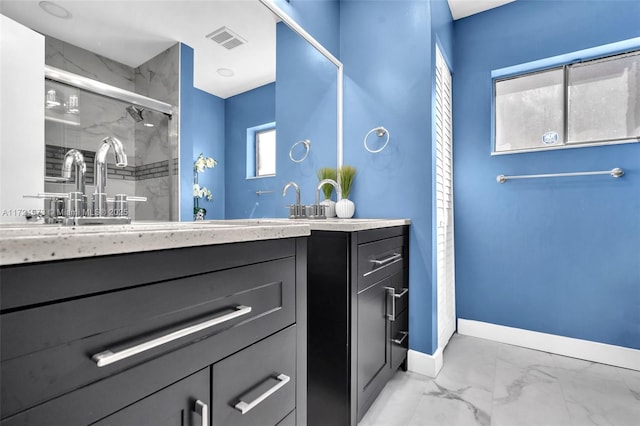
[435,45,456,350]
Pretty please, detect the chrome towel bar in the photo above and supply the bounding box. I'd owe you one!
[497,168,624,183]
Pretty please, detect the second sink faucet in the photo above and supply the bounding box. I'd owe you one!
[316,179,341,205]
[308,179,342,219]
[282,181,301,205]
[93,136,127,216]
[282,181,306,219]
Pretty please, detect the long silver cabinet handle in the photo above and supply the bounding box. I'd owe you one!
[364,253,403,278]
[234,373,290,415]
[392,331,409,345]
[92,305,252,367]
[195,400,208,426]
[369,253,402,266]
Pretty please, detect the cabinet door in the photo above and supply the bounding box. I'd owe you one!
[92,368,209,426]
[356,279,389,417]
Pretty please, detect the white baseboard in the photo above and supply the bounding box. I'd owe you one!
[458,319,640,371]
[408,348,443,378]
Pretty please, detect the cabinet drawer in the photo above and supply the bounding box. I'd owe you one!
[1,257,295,420]
[212,326,296,426]
[357,236,406,291]
[92,368,209,426]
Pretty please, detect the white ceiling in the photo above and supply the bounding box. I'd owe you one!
[447,0,516,20]
[0,0,278,99]
[1,1,515,98]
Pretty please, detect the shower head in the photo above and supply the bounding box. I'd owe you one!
[126,105,144,122]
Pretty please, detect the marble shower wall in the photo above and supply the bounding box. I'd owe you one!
[134,43,179,221]
[43,37,179,221]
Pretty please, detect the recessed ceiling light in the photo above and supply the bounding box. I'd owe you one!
[39,1,72,19]
[143,123,154,127]
[217,68,235,77]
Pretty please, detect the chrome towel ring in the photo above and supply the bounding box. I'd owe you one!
[289,139,311,162]
[364,126,390,153]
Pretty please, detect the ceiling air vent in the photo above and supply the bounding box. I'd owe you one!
[206,26,247,50]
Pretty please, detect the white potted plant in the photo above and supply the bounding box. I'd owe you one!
[336,165,356,218]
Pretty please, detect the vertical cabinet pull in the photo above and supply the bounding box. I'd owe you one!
[384,287,408,321]
[195,400,208,426]
[234,373,290,415]
[92,305,252,367]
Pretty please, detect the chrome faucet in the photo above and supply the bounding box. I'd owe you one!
[310,179,341,219]
[316,179,341,205]
[62,149,86,195]
[62,148,88,218]
[93,136,127,216]
[282,181,305,219]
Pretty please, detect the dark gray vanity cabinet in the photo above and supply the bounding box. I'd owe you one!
[307,226,409,426]
[0,237,307,426]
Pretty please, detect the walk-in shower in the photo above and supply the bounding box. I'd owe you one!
[44,63,178,222]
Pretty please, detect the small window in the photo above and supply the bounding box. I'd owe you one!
[495,68,564,152]
[567,52,640,144]
[255,128,276,177]
[494,49,640,154]
[246,122,276,178]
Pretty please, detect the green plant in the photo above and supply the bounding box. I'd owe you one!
[193,206,207,216]
[317,167,337,199]
[338,165,357,199]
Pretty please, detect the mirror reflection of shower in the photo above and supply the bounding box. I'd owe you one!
[43,41,179,222]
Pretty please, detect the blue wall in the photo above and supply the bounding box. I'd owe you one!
[222,20,338,219]
[273,0,340,58]
[453,0,640,349]
[340,0,453,355]
[225,83,276,218]
[179,43,225,221]
[275,22,338,209]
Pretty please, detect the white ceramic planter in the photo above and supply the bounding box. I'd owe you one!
[320,199,336,218]
[335,198,355,218]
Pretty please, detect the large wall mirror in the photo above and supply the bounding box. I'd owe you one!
[0,0,342,222]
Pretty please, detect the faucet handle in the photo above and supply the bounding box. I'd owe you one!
[106,194,147,217]
[307,203,326,220]
[286,203,307,219]
[23,192,70,199]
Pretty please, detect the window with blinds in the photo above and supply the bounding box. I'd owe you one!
[435,45,456,350]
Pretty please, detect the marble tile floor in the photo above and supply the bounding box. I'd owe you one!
[359,333,640,426]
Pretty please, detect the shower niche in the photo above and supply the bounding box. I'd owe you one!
[43,38,179,222]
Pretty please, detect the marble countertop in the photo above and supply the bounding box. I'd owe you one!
[0,218,410,266]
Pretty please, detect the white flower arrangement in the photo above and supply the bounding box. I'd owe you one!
[193,183,213,201]
[194,153,217,173]
[193,153,217,220]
